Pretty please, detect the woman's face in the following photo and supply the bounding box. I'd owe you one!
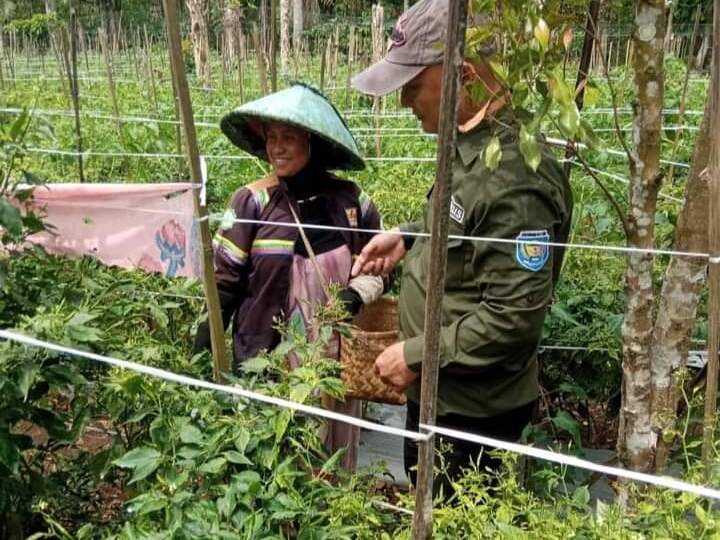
[265,122,311,178]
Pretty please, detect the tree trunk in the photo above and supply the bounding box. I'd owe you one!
[651,98,711,473]
[185,0,211,86]
[223,4,242,65]
[293,0,303,56]
[618,0,667,473]
[280,0,291,75]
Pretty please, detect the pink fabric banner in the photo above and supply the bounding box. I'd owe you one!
[26,183,200,278]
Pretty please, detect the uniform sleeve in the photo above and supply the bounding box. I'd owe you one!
[213,187,258,295]
[398,220,423,251]
[403,180,557,373]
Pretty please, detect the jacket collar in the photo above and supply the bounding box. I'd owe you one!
[456,108,516,168]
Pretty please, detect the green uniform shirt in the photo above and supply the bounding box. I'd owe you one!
[398,117,573,418]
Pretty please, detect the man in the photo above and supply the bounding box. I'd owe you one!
[351,0,573,496]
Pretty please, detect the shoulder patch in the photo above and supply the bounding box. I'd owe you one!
[450,196,465,225]
[515,230,550,272]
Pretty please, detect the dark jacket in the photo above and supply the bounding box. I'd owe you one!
[211,168,382,368]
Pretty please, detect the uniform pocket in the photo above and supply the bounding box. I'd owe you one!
[445,238,467,286]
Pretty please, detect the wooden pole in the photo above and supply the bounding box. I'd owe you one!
[345,26,355,110]
[702,0,720,477]
[162,0,230,382]
[410,1,469,538]
[68,1,85,183]
[564,0,600,179]
[236,26,245,102]
[667,5,702,185]
[99,27,122,135]
[270,0,277,91]
[144,26,160,115]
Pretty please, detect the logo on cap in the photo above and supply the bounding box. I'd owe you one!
[388,13,408,52]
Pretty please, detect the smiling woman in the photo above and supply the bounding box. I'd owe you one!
[195,83,386,471]
[264,123,311,178]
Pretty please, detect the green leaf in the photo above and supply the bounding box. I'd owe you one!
[241,356,270,374]
[224,450,253,466]
[559,102,580,139]
[199,457,227,475]
[533,18,549,50]
[235,428,251,453]
[274,410,291,442]
[572,485,590,506]
[0,427,21,474]
[0,198,23,239]
[289,383,312,404]
[17,364,39,401]
[550,303,584,328]
[127,492,167,516]
[114,447,162,484]
[321,449,345,474]
[484,135,502,171]
[10,109,29,140]
[550,410,582,448]
[179,423,204,445]
[518,124,541,172]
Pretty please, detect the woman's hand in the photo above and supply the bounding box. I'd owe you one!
[351,230,406,277]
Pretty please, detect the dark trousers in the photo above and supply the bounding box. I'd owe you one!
[404,400,535,499]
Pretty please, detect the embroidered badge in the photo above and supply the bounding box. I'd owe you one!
[450,196,465,225]
[387,13,408,52]
[345,207,358,227]
[516,230,550,272]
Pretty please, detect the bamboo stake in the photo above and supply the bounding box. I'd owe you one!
[345,26,355,110]
[99,27,122,135]
[236,27,245,102]
[0,34,5,91]
[319,36,327,93]
[162,0,229,383]
[410,1,469,538]
[144,26,160,115]
[68,2,85,183]
[702,0,720,478]
[270,0,277,91]
[667,5,702,185]
[564,0,600,178]
[371,4,384,158]
[168,46,185,181]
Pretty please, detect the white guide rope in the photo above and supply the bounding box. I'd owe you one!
[0,330,430,443]
[219,217,711,261]
[2,329,720,501]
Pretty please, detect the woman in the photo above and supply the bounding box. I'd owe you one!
[195,83,384,470]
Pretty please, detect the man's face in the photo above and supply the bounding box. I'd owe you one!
[400,64,443,134]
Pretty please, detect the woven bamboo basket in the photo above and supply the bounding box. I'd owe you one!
[339,297,407,405]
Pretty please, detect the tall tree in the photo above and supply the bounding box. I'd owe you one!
[617,0,667,473]
[293,0,303,56]
[185,0,210,85]
[279,0,290,75]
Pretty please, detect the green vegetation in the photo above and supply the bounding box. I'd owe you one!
[0,5,717,537]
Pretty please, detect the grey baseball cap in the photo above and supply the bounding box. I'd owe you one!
[352,0,448,97]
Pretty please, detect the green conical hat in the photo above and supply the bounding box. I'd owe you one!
[220,83,365,171]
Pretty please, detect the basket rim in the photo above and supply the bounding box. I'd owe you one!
[342,329,399,339]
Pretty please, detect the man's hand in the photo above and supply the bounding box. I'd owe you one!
[351,230,406,277]
[374,341,417,391]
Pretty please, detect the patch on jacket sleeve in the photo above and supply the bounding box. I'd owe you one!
[515,230,550,272]
[345,207,358,227]
[450,196,465,224]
